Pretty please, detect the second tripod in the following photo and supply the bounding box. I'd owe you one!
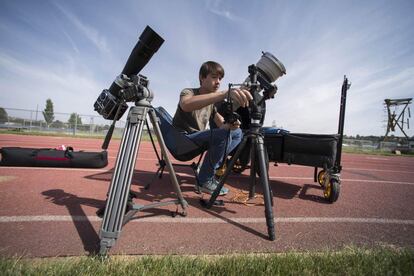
[200,65,276,240]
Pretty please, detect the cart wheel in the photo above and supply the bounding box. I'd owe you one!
[215,162,227,177]
[317,170,326,186]
[324,178,340,203]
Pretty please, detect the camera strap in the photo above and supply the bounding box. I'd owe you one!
[218,85,234,171]
[102,100,126,150]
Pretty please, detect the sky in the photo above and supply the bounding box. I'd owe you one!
[0,0,413,136]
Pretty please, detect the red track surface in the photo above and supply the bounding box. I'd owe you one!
[0,134,413,257]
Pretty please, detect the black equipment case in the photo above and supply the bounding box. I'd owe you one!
[264,132,339,169]
[0,147,108,168]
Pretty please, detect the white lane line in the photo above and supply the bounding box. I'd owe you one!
[268,176,414,186]
[275,163,414,174]
[341,179,414,186]
[345,167,414,174]
[1,216,414,225]
[1,167,414,186]
[365,157,390,161]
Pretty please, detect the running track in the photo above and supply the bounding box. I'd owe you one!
[0,134,413,257]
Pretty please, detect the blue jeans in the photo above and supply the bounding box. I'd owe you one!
[187,128,243,184]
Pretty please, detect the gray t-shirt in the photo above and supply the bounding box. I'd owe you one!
[172,88,217,133]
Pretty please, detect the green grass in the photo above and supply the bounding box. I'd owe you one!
[342,146,414,157]
[1,247,413,275]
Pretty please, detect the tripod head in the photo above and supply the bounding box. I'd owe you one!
[94,74,154,121]
[113,74,153,103]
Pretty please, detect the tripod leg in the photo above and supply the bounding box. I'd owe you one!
[148,109,188,212]
[202,135,250,208]
[144,118,163,189]
[249,138,257,199]
[255,135,275,241]
[99,106,148,255]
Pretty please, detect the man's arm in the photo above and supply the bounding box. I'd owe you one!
[180,91,226,112]
[180,88,253,112]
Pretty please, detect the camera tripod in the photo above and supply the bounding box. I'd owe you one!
[200,65,275,241]
[98,97,188,255]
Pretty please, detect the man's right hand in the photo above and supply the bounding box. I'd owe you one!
[227,88,252,108]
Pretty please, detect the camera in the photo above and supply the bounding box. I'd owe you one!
[94,89,128,120]
[94,74,152,120]
[93,26,164,121]
[218,52,286,128]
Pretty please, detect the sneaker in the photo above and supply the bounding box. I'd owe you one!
[196,178,229,196]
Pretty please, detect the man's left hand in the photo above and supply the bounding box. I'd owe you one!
[221,119,241,130]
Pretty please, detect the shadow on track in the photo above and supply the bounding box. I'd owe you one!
[41,189,102,255]
[81,167,313,240]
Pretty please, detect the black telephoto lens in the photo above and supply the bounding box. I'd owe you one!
[109,26,164,98]
[121,26,165,76]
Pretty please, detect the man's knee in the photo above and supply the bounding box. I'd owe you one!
[231,128,243,142]
[213,128,242,144]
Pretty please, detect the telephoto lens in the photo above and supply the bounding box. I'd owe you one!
[108,26,165,98]
[121,26,165,76]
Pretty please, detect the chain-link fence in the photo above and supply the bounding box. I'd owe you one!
[0,107,128,138]
[343,138,414,153]
[1,107,413,152]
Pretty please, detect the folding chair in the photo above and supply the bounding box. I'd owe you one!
[145,106,207,188]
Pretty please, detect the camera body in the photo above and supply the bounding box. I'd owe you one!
[94,74,152,120]
[94,89,128,120]
[219,101,241,125]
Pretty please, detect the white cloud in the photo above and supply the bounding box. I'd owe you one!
[61,28,80,54]
[52,2,109,54]
[205,0,246,22]
[0,52,102,115]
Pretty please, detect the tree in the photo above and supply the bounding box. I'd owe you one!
[53,120,66,129]
[0,107,8,123]
[68,113,82,128]
[42,99,54,127]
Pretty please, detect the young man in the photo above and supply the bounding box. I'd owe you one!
[173,61,252,195]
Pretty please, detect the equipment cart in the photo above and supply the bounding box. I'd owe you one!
[263,76,350,202]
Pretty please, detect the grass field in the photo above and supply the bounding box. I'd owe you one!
[1,247,413,275]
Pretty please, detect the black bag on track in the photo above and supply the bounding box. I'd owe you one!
[283,133,339,168]
[262,128,338,169]
[0,147,108,168]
